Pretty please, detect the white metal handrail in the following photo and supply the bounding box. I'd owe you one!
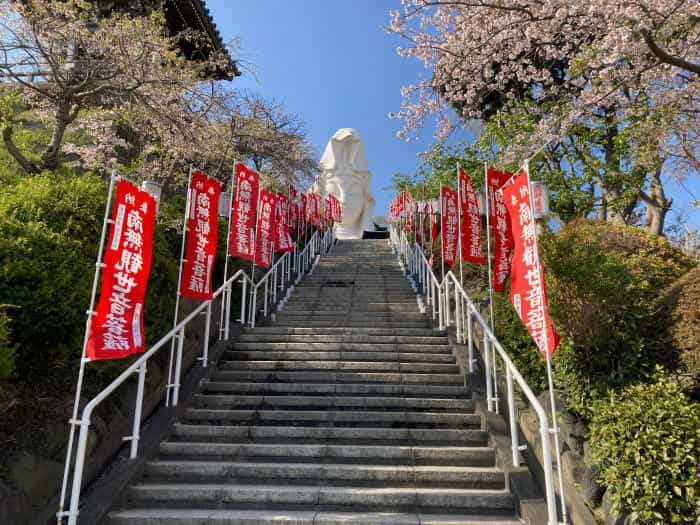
[250,251,291,327]
[389,225,561,525]
[57,268,252,525]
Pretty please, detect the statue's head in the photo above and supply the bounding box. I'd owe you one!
[316,128,375,229]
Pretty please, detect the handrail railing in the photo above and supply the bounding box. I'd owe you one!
[389,224,561,525]
[58,225,337,525]
[57,268,252,525]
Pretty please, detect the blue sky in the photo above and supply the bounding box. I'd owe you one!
[206,0,699,230]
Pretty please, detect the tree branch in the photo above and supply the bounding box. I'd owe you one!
[2,126,39,173]
[642,29,700,75]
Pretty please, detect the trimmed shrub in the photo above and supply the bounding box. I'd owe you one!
[651,266,700,395]
[0,172,178,387]
[492,220,694,418]
[590,375,700,524]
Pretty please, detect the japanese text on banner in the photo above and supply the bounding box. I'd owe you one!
[86,180,156,361]
[502,172,560,357]
[459,168,486,265]
[254,190,276,268]
[228,163,260,261]
[441,186,458,266]
[180,171,220,300]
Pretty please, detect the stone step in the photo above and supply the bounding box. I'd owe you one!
[142,461,505,488]
[182,409,481,427]
[240,327,445,336]
[107,509,523,525]
[217,361,460,374]
[209,370,465,385]
[235,334,449,344]
[201,382,469,398]
[281,304,421,312]
[125,483,515,512]
[169,424,488,446]
[223,350,454,363]
[274,314,428,322]
[272,321,431,328]
[158,443,496,466]
[191,394,475,411]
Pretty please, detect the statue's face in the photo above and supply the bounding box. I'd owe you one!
[325,170,365,223]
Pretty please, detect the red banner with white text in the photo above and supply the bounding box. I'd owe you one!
[459,168,486,265]
[502,171,560,357]
[228,163,260,261]
[487,168,514,292]
[299,193,307,234]
[180,171,221,300]
[254,190,276,268]
[441,186,459,266]
[86,180,156,360]
[275,192,294,252]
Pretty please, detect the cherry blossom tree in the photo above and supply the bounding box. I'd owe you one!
[0,0,317,189]
[388,0,699,234]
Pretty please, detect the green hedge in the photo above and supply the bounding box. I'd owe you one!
[590,375,700,524]
[0,172,178,388]
[492,220,694,419]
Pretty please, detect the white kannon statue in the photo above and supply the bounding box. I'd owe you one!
[312,128,376,240]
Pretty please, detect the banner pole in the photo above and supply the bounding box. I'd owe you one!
[220,162,236,337]
[165,164,194,407]
[483,163,496,334]
[524,162,568,524]
[457,166,464,288]
[58,170,118,522]
[249,189,262,323]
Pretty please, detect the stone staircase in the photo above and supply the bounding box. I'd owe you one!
[106,239,523,525]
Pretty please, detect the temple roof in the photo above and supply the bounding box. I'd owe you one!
[92,0,239,80]
[164,0,239,80]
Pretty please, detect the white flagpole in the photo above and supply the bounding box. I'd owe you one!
[483,163,496,333]
[440,188,446,283]
[165,164,194,407]
[523,161,568,525]
[457,166,464,288]
[219,163,236,339]
[58,170,119,521]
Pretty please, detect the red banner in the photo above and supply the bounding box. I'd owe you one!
[228,163,260,261]
[299,193,307,234]
[308,193,321,227]
[180,171,221,300]
[430,202,438,243]
[86,180,156,361]
[441,186,459,266]
[275,192,294,252]
[459,168,486,265]
[254,190,276,268]
[289,185,298,236]
[487,168,515,292]
[323,194,333,226]
[503,171,560,357]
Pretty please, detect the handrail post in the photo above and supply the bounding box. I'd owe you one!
[455,284,462,342]
[438,282,444,329]
[202,302,211,367]
[506,366,520,467]
[467,307,474,373]
[444,280,451,327]
[272,268,278,305]
[483,331,494,412]
[540,417,558,524]
[128,362,147,459]
[224,282,232,340]
[172,327,185,406]
[264,279,269,317]
[239,278,247,324]
[66,418,90,525]
[251,288,258,328]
